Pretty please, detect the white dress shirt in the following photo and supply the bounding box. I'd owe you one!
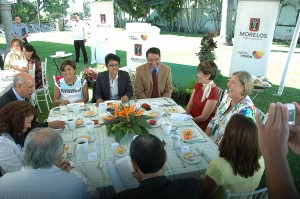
[73,20,86,40]
[0,166,96,199]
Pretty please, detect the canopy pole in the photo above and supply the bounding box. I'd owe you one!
[276,14,300,96]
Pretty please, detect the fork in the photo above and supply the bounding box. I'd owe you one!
[176,153,186,168]
[97,163,107,180]
[196,148,210,164]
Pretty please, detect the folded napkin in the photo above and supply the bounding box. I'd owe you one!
[170,113,193,121]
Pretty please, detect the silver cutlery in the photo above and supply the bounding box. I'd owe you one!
[176,153,186,168]
[97,163,107,180]
[196,148,211,164]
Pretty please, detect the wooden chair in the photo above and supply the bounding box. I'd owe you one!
[35,58,52,111]
[224,187,268,199]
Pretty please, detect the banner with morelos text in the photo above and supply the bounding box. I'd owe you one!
[90,1,115,64]
[229,0,280,76]
[126,23,160,71]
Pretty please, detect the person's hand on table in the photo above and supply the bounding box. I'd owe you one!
[288,102,300,156]
[56,157,74,172]
[121,95,129,102]
[96,99,104,105]
[60,99,70,105]
[255,102,289,158]
[48,120,66,129]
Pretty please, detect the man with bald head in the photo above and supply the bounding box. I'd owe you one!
[0,72,65,129]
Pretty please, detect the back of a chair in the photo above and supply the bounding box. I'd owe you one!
[41,58,48,88]
[256,108,267,124]
[224,187,268,199]
[217,87,227,106]
[28,63,36,78]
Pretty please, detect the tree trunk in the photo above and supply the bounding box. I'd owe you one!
[219,0,234,45]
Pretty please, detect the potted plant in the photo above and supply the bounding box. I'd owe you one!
[196,33,217,62]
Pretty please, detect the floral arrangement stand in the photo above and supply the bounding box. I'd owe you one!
[102,104,152,143]
[83,64,107,87]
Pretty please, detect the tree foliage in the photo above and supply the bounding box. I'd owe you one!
[114,0,153,21]
[155,0,185,31]
[10,0,69,22]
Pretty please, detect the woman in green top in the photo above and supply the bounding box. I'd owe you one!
[201,114,265,198]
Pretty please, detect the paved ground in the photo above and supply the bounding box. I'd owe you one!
[2,29,300,90]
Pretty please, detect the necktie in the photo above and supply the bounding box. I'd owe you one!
[152,69,159,98]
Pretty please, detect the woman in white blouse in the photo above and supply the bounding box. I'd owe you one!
[54,59,89,106]
[4,39,28,71]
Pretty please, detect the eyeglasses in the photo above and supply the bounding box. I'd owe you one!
[12,45,20,47]
[108,64,120,67]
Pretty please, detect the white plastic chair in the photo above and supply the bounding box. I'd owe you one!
[256,108,268,124]
[35,58,52,111]
[217,87,227,106]
[224,187,268,199]
[29,64,42,113]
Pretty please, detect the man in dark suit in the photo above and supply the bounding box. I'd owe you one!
[94,53,133,104]
[111,134,200,199]
[0,72,65,129]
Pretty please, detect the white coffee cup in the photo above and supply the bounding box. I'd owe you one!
[151,102,159,112]
[66,118,76,131]
[98,102,107,113]
[161,122,172,136]
[71,104,80,115]
[77,138,88,155]
[169,135,182,150]
[85,121,94,134]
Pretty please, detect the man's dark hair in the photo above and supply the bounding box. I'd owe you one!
[105,53,120,67]
[146,47,161,58]
[73,13,79,16]
[130,134,165,173]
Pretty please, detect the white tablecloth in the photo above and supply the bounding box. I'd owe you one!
[47,98,219,198]
[0,70,18,97]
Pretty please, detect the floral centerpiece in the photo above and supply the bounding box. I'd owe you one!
[103,104,151,142]
[83,67,98,82]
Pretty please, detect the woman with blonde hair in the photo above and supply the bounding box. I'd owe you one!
[201,114,265,198]
[205,71,255,142]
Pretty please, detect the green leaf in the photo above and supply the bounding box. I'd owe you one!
[114,127,125,143]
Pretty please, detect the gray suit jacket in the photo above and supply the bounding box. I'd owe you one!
[94,70,133,101]
[135,63,173,99]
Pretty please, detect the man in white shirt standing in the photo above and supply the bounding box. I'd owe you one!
[73,13,88,64]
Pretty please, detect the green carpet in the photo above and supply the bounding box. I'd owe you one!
[162,62,198,87]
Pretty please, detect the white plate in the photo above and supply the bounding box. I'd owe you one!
[147,119,162,128]
[148,111,164,118]
[178,150,202,164]
[83,111,97,117]
[164,106,186,114]
[78,134,95,143]
[176,127,204,142]
[106,100,121,108]
[114,146,128,157]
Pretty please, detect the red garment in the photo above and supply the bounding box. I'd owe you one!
[190,83,219,131]
[151,70,159,98]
